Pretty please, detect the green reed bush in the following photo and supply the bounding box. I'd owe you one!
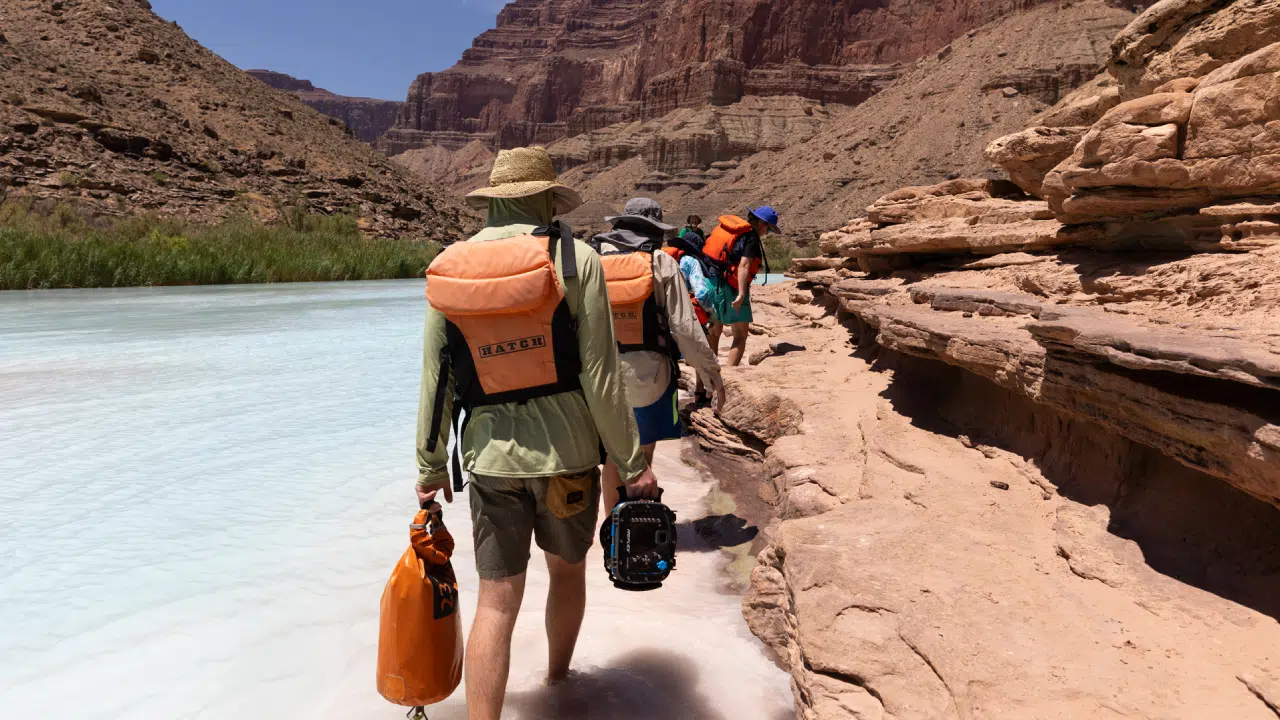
[763,235,818,273]
[0,202,439,289]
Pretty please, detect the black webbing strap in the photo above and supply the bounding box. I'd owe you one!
[559,221,577,279]
[538,221,577,280]
[425,343,451,454]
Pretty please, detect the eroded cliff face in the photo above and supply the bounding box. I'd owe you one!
[247,70,402,144]
[378,0,1091,157]
[580,0,1138,237]
[681,1,1280,717]
[0,0,468,238]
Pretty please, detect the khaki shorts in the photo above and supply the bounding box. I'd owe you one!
[469,470,601,580]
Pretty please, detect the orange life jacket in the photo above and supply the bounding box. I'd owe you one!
[703,215,762,291]
[377,508,464,710]
[424,224,583,490]
[599,250,680,360]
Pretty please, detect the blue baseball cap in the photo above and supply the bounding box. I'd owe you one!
[747,205,781,233]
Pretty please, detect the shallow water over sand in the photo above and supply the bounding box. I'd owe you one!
[0,281,791,719]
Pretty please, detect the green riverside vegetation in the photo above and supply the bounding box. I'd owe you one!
[0,201,440,290]
[763,235,818,273]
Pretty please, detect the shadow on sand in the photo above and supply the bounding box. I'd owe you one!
[505,650,726,720]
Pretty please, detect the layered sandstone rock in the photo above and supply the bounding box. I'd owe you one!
[247,70,402,144]
[736,2,1280,716]
[692,282,1280,720]
[552,96,831,180]
[811,179,1105,267]
[1044,42,1280,239]
[0,0,467,238]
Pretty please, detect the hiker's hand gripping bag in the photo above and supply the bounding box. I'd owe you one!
[377,508,463,710]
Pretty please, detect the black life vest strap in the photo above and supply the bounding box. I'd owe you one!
[537,221,577,280]
[425,342,451,454]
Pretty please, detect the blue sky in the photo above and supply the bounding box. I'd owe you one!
[151,0,508,101]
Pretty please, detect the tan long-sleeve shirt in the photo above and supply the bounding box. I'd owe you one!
[416,224,648,489]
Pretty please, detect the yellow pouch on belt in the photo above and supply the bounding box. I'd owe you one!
[546,472,596,519]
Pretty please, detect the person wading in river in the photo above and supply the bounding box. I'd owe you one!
[703,206,780,367]
[416,146,659,720]
[591,198,725,512]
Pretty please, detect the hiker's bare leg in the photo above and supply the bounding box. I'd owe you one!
[602,444,655,511]
[545,552,587,684]
[727,322,750,366]
[467,574,527,720]
[602,458,621,512]
[709,322,724,358]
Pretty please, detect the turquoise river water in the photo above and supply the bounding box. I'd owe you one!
[0,280,791,719]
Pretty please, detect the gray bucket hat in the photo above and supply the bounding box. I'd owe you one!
[606,197,676,233]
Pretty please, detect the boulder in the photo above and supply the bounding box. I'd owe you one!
[984,126,1090,197]
[718,375,806,445]
[1109,0,1280,99]
[1045,42,1280,224]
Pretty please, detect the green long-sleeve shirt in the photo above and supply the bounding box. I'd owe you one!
[416,223,648,489]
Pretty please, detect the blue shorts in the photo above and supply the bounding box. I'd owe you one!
[634,378,682,446]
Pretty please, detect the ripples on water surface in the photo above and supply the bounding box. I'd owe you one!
[0,281,791,719]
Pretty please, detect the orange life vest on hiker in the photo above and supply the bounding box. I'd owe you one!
[594,237,681,362]
[424,223,583,491]
[703,215,763,291]
[377,508,463,711]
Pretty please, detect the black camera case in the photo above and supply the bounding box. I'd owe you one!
[599,487,677,590]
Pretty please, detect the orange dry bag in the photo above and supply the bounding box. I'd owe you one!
[376,508,464,713]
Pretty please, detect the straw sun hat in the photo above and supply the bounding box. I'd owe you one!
[465,146,583,214]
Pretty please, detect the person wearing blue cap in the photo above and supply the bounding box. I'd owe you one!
[702,205,780,366]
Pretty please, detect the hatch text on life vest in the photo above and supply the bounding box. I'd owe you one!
[613,310,639,321]
[479,335,547,359]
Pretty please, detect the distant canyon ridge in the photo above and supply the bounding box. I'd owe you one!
[245,70,401,145]
[250,0,1160,235]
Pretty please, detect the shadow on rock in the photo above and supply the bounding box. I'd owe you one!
[876,350,1280,621]
[677,514,760,553]
[506,650,725,720]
